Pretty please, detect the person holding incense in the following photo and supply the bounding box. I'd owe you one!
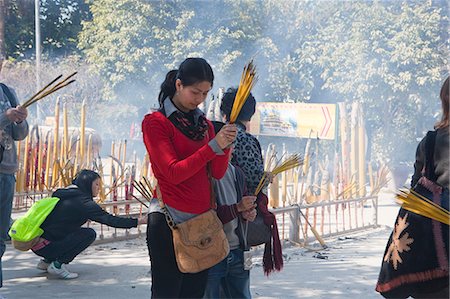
[220,88,283,275]
[142,58,237,298]
[376,76,449,298]
[0,83,29,288]
[411,76,449,190]
[31,169,147,280]
[203,120,256,299]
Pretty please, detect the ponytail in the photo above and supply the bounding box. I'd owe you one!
[158,58,214,108]
[158,70,178,107]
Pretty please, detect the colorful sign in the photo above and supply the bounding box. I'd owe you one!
[250,102,336,140]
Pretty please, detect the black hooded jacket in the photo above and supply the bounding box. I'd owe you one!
[40,185,138,241]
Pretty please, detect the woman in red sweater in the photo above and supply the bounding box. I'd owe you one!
[142,58,236,298]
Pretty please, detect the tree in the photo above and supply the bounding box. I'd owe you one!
[308,1,448,163]
[3,0,90,60]
[78,0,262,105]
[77,0,448,160]
[0,55,138,139]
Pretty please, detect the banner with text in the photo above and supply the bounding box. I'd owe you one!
[249,102,336,140]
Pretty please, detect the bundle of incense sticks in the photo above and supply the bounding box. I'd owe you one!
[229,60,258,123]
[132,177,154,208]
[396,189,449,225]
[254,153,303,195]
[22,72,77,108]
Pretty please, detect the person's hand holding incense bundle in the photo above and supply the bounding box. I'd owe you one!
[5,105,27,124]
[214,124,237,149]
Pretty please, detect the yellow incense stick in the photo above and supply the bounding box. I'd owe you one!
[229,60,258,123]
[254,153,303,195]
[396,189,449,225]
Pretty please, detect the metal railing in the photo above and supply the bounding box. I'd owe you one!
[271,196,379,245]
[12,190,378,245]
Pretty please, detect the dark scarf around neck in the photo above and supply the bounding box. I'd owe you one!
[162,106,209,141]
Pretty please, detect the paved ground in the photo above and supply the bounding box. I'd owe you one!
[0,193,400,299]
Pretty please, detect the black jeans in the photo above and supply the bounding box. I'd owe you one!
[33,228,96,264]
[147,212,208,299]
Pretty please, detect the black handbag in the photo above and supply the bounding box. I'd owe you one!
[244,208,271,247]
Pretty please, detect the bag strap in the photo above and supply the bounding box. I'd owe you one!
[207,163,217,209]
[424,130,438,182]
[242,219,249,250]
[155,184,177,230]
[0,83,17,108]
[205,130,216,209]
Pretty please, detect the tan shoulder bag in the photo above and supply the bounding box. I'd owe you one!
[155,166,229,273]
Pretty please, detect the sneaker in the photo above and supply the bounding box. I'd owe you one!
[47,262,78,279]
[37,259,50,271]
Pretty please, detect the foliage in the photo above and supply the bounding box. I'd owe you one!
[4,0,90,59]
[2,0,449,165]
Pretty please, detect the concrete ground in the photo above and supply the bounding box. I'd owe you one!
[0,192,400,299]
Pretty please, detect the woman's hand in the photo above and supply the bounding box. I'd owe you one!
[242,208,257,222]
[137,215,148,225]
[237,195,257,212]
[214,124,237,149]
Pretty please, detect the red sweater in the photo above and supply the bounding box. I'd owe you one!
[142,111,230,214]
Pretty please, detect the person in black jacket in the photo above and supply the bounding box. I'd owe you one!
[31,169,147,279]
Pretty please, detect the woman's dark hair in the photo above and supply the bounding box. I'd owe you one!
[158,58,214,107]
[72,169,101,197]
[436,76,449,129]
[220,87,256,122]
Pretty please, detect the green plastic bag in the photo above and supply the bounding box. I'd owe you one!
[9,197,60,242]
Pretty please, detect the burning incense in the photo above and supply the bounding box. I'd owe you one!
[22,72,77,108]
[132,179,153,202]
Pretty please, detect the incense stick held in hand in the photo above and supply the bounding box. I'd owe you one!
[229,60,258,123]
[396,189,449,225]
[254,153,304,195]
[22,72,77,108]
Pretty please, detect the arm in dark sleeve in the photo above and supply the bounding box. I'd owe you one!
[411,137,426,187]
[12,121,29,141]
[85,200,138,228]
[216,204,239,224]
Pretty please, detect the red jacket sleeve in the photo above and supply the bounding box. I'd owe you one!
[142,114,221,185]
[207,122,231,180]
